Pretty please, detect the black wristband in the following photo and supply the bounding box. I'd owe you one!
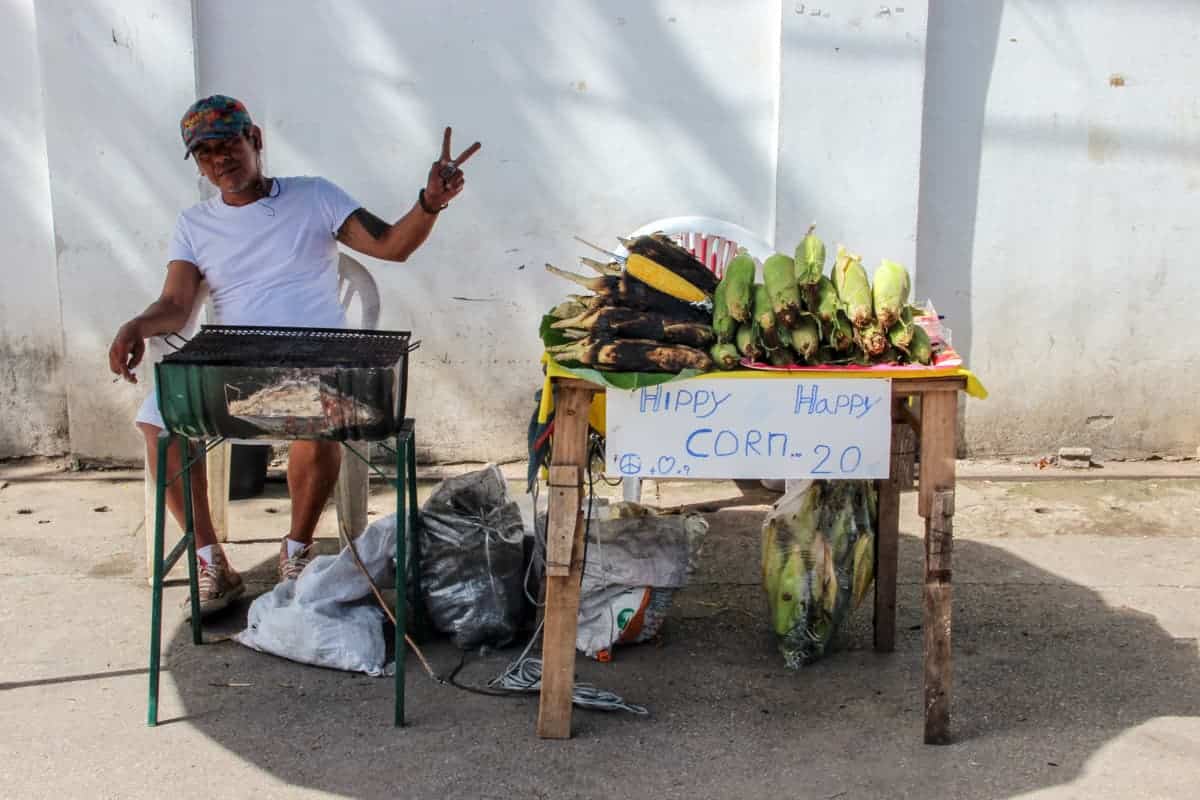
[419,188,446,215]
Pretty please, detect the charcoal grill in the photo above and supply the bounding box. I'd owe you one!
[146,324,422,730]
[155,325,414,441]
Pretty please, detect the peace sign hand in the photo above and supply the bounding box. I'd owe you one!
[424,127,481,211]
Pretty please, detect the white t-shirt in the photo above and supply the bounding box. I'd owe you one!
[167,175,361,329]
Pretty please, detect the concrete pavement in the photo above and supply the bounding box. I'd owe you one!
[1,458,1198,799]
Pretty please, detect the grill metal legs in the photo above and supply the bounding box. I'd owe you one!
[147,434,202,726]
[392,419,420,727]
[147,424,421,729]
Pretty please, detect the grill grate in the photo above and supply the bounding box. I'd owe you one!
[163,325,413,368]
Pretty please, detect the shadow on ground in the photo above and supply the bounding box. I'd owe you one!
[159,492,1200,800]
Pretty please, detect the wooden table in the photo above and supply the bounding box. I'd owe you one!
[537,374,965,745]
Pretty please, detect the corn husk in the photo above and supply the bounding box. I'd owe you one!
[710,343,741,370]
[736,322,764,362]
[789,313,821,362]
[908,324,933,365]
[831,246,873,329]
[886,306,916,352]
[856,319,889,357]
[794,224,825,286]
[826,310,856,352]
[872,259,911,330]
[812,275,839,324]
[763,253,802,328]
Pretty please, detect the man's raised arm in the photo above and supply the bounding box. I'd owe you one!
[337,127,479,262]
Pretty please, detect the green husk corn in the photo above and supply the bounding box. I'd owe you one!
[736,322,763,362]
[813,275,839,323]
[795,224,825,286]
[753,283,783,350]
[856,319,889,357]
[827,310,856,352]
[773,550,803,636]
[887,320,913,352]
[831,246,874,329]
[796,225,826,310]
[871,345,900,364]
[768,346,795,367]
[762,518,784,603]
[712,278,736,344]
[872,259,911,330]
[789,313,821,362]
[887,306,916,352]
[723,248,756,323]
[908,324,933,365]
[763,253,802,328]
[851,533,874,610]
[709,343,741,370]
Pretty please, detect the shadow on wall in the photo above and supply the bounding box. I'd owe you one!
[31,1,199,462]
[915,1,1004,455]
[158,526,1200,799]
[193,0,780,464]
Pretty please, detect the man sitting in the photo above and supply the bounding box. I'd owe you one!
[108,95,479,616]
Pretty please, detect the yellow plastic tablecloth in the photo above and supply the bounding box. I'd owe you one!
[538,353,988,437]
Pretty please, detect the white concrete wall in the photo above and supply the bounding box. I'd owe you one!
[0,0,67,457]
[33,0,198,460]
[197,0,783,462]
[776,2,928,272]
[4,0,1198,462]
[918,0,1200,457]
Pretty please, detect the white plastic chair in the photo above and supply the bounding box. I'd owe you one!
[142,253,381,578]
[618,217,775,502]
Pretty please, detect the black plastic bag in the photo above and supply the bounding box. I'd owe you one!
[418,465,526,650]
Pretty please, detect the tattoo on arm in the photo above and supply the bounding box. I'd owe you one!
[351,208,390,241]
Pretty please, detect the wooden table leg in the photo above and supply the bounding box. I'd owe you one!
[918,391,957,744]
[874,398,910,652]
[536,382,595,739]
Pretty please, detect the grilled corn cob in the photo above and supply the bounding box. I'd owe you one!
[579,256,622,276]
[547,337,713,372]
[620,234,720,295]
[551,307,715,348]
[625,253,710,303]
[763,253,802,328]
[548,298,588,319]
[544,264,708,321]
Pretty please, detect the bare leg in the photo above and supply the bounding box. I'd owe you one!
[139,423,219,550]
[286,440,342,545]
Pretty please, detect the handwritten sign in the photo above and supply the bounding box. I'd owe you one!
[604,378,892,480]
